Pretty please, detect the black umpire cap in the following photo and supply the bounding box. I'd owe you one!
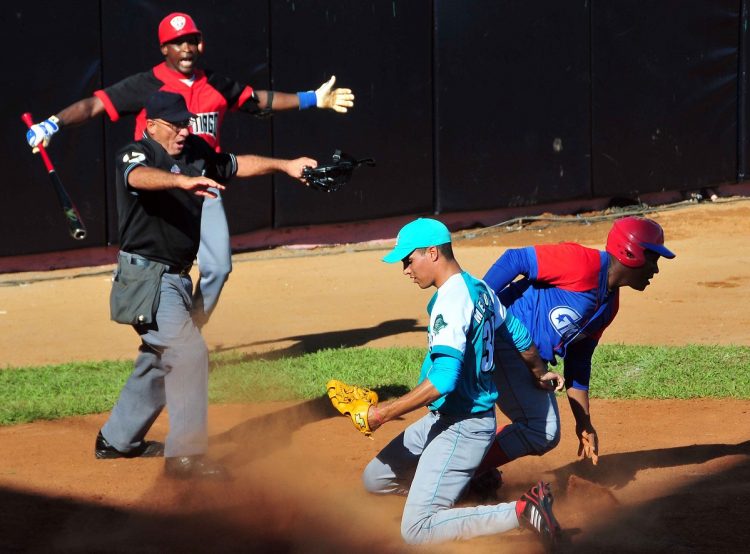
[145,91,196,123]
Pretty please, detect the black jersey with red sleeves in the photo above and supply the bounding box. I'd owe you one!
[95,62,261,151]
[114,134,238,267]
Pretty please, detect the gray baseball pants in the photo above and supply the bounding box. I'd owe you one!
[101,269,209,458]
[193,192,232,324]
[362,409,520,544]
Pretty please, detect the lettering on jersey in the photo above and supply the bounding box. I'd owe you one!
[191,112,219,140]
[433,314,448,335]
[474,291,490,324]
[548,306,582,340]
[122,152,146,164]
[170,164,181,174]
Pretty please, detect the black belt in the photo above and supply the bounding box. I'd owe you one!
[126,255,191,276]
[165,264,192,276]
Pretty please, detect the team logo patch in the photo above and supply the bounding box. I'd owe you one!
[170,16,186,31]
[170,164,181,174]
[548,306,582,339]
[433,314,448,335]
[122,152,145,164]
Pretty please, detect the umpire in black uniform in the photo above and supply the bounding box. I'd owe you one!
[97,90,316,480]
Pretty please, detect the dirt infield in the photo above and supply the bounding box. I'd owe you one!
[0,200,749,552]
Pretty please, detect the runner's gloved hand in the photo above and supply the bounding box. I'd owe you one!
[315,76,354,113]
[26,116,60,149]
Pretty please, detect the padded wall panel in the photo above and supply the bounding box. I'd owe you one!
[435,0,591,212]
[271,0,433,227]
[2,0,104,255]
[591,1,738,197]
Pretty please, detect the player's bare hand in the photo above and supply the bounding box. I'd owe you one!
[287,157,318,181]
[315,75,355,113]
[576,426,599,465]
[535,371,564,392]
[178,176,225,198]
[367,404,384,432]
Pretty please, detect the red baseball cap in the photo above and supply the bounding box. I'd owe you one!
[158,12,201,45]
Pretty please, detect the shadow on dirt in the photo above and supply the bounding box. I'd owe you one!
[210,318,426,360]
[551,439,750,490]
[1,443,747,552]
[0,486,281,553]
[0,484,407,554]
[555,452,750,553]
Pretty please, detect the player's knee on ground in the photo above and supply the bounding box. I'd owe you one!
[362,457,414,495]
[362,458,392,494]
[400,512,435,545]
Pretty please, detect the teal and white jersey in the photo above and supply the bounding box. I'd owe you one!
[418,271,505,414]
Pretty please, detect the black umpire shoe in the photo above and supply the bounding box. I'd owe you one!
[164,455,232,481]
[95,431,165,459]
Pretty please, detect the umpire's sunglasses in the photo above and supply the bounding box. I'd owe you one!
[155,119,194,132]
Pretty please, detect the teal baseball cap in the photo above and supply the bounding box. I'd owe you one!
[382,218,452,263]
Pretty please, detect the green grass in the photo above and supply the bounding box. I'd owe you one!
[1,345,748,426]
[589,344,750,399]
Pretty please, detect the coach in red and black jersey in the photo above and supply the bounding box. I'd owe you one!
[26,12,354,327]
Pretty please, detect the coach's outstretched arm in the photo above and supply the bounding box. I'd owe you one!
[25,96,107,149]
[254,75,354,113]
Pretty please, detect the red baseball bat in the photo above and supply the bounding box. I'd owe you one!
[21,112,87,240]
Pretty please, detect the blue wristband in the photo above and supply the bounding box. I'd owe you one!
[297,91,317,110]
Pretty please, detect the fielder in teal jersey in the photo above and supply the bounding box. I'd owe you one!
[360,218,561,547]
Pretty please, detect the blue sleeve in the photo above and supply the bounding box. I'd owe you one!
[500,312,533,352]
[483,247,538,293]
[563,338,598,390]
[426,354,462,395]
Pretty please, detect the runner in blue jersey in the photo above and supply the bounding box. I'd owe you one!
[474,216,675,489]
[360,218,560,547]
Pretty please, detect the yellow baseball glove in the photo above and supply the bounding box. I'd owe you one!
[326,379,378,436]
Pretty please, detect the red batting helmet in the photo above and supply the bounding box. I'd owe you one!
[158,12,201,45]
[606,216,675,268]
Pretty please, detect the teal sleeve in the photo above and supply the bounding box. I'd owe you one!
[426,354,462,395]
[417,351,432,385]
[501,312,533,352]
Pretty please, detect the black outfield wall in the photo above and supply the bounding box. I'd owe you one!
[3,0,745,257]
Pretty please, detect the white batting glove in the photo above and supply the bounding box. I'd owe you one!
[26,116,60,149]
[315,75,355,113]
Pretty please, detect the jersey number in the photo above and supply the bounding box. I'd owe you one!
[480,317,495,373]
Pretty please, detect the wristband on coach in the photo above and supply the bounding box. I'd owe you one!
[297,90,317,110]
